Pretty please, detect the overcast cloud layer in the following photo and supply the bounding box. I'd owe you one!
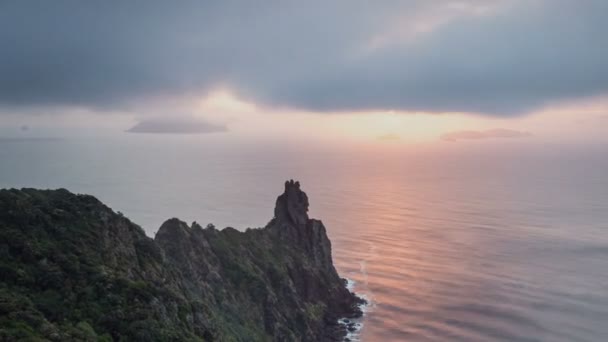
[1,0,607,115]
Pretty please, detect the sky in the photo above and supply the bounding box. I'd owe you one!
[0,0,607,144]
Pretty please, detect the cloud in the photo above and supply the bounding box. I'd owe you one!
[1,1,607,115]
[376,134,401,141]
[441,128,531,141]
[126,117,227,134]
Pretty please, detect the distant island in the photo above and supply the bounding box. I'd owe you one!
[0,181,364,341]
[127,117,227,134]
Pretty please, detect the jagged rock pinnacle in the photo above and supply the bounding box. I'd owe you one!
[274,179,309,226]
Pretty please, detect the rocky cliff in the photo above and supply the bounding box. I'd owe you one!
[0,181,364,341]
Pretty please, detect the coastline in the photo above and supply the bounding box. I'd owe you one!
[338,279,370,342]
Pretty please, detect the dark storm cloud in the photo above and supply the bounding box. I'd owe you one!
[0,1,223,107]
[1,1,607,115]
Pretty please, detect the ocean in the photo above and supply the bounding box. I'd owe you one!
[1,135,607,341]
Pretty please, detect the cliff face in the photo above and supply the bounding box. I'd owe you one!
[0,181,363,341]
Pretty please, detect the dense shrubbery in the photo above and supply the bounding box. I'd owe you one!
[0,189,205,341]
[0,187,361,341]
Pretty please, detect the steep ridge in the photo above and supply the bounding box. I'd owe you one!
[0,181,364,341]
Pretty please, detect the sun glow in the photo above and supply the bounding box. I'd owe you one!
[194,90,469,142]
[199,90,257,113]
[188,89,608,144]
[315,111,481,143]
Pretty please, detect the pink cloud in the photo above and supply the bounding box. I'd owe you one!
[441,128,532,142]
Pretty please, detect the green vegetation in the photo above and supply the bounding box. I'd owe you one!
[0,189,206,341]
[0,187,361,341]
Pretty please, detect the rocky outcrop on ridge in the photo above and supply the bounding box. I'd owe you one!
[0,181,364,341]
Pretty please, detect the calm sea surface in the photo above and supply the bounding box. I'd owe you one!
[1,136,608,341]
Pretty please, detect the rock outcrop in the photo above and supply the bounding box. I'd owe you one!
[0,182,363,341]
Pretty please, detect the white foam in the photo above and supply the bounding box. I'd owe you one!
[346,278,356,291]
[338,278,371,342]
